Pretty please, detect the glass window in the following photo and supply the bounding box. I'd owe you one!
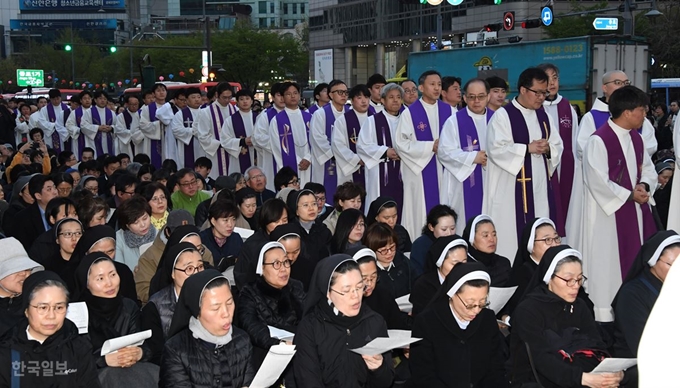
[270,17,276,26]
[260,18,267,27]
[270,2,274,13]
[283,3,288,13]
[292,3,297,14]
[300,3,305,14]
[258,1,267,13]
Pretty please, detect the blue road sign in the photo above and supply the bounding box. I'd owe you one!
[593,17,619,30]
[541,7,553,26]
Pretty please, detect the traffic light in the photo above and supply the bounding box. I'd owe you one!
[53,43,72,51]
[494,0,501,4]
[521,19,542,28]
[99,46,117,53]
[484,23,503,32]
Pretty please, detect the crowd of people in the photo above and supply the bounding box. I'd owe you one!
[0,65,676,388]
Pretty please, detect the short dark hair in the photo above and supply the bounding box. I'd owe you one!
[93,90,109,100]
[274,166,298,191]
[48,89,61,99]
[215,82,233,97]
[486,76,508,91]
[362,222,398,252]
[418,70,441,85]
[115,173,138,195]
[333,182,365,211]
[173,88,187,100]
[57,151,75,167]
[78,160,98,175]
[137,163,156,179]
[133,153,151,165]
[28,175,54,200]
[102,155,120,169]
[209,200,241,222]
[280,82,301,94]
[327,80,346,92]
[117,153,130,162]
[151,83,167,93]
[536,63,560,75]
[304,182,325,195]
[152,168,171,182]
[79,90,93,100]
[124,94,140,104]
[367,73,387,88]
[442,76,462,92]
[37,97,48,105]
[464,78,490,94]
[45,197,76,226]
[609,86,650,120]
[140,181,171,209]
[194,157,212,169]
[175,168,195,181]
[422,204,458,235]
[118,195,151,230]
[349,84,371,100]
[52,172,74,189]
[271,82,283,97]
[29,127,44,140]
[161,159,178,174]
[81,147,95,157]
[313,83,329,101]
[259,198,288,231]
[517,67,549,93]
[76,195,109,228]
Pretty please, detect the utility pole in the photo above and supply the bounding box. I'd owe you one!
[622,0,633,35]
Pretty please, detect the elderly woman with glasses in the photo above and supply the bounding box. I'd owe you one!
[410,263,508,388]
[237,242,305,386]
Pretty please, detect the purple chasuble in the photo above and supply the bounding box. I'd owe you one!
[91,108,114,157]
[504,102,565,242]
[455,108,494,221]
[555,98,576,222]
[210,104,229,175]
[275,110,312,174]
[374,112,403,218]
[46,103,68,153]
[180,108,196,168]
[231,110,257,173]
[408,99,453,214]
[322,104,349,203]
[343,110,366,187]
[147,103,163,168]
[594,123,657,279]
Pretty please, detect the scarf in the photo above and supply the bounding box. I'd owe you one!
[189,316,233,348]
[122,225,157,249]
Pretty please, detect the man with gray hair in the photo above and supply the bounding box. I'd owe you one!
[357,83,405,213]
[245,165,275,206]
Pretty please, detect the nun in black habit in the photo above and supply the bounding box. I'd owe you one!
[366,196,412,253]
[293,254,394,387]
[269,223,316,291]
[409,262,508,388]
[161,269,254,388]
[409,235,468,316]
[462,214,512,287]
[612,230,680,359]
[61,225,137,302]
[75,253,158,387]
[509,245,625,388]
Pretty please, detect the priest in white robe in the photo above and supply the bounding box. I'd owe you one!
[196,83,237,179]
[332,84,371,186]
[220,89,257,174]
[310,80,349,202]
[668,119,680,232]
[395,70,455,239]
[357,83,404,216]
[581,85,657,322]
[252,85,285,191]
[483,68,563,261]
[138,84,174,167]
[14,104,32,145]
[80,90,116,158]
[439,79,493,232]
[113,94,140,157]
[37,89,70,154]
[171,87,204,169]
[65,90,92,157]
[367,73,386,115]
[268,82,313,186]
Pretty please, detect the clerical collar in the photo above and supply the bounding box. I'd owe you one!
[513,97,533,111]
[544,94,562,105]
[284,107,299,113]
[331,104,345,114]
[466,107,486,117]
[370,100,382,106]
[420,98,437,106]
[608,119,634,134]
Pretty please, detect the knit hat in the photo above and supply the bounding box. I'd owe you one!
[165,209,195,233]
[214,175,236,191]
[0,238,44,280]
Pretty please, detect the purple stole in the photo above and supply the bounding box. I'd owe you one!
[147,102,164,167]
[180,108,196,168]
[275,110,312,173]
[231,110,257,172]
[374,112,403,218]
[63,109,72,151]
[46,103,68,153]
[594,123,657,279]
[308,104,320,115]
[504,102,565,241]
[210,103,229,175]
[456,108,494,221]
[591,109,610,131]
[323,104,350,202]
[399,105,406,114]
[555,98,576,223]
[408,100,453,214]
[122,110,136,155]
[344,110,366,187]
[91,108,114,156]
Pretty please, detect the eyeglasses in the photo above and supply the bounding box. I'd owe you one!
[535,236,562,245]
[262,259,293,270]
[455,293,490,311]
[353,222,365,229]
[376,244,397,255]
[315,195,326,203]
[122,190,135,196]
[604,79,631,87]
[288,178,300,186]
[150,195,166,202]
[362,274,378,285]
[248,174,265,181]
[403,88,418,94]
[466,94,488,101]
[330,284,366,297]
[85,186,98,193]
[524,87,550,98]
[179,179,198,187]
[330,90,349,96]
[58,231,83,239]
[553,274,587,287]
[30,303,68,315]
[174,263,205,275]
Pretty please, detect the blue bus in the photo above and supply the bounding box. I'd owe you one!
[651,78,680,108]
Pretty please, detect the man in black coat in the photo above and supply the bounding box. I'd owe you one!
[0,102,16,148]
[12,174,58,250]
